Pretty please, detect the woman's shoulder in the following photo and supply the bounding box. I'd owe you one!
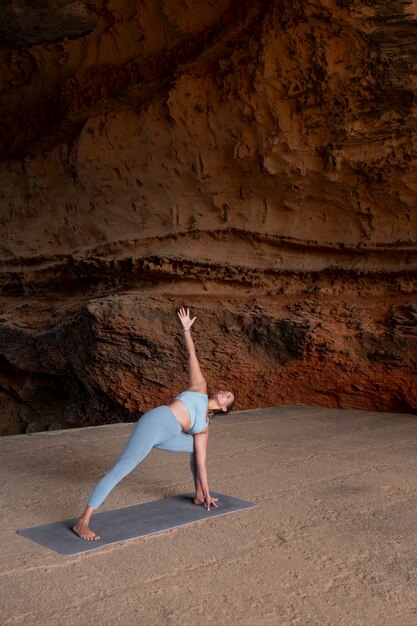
[180,390,208,399]
[186,381,208,395]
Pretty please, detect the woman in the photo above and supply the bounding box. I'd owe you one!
[72,307,235,540]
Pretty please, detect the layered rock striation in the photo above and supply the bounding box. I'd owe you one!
[0,0,416,434]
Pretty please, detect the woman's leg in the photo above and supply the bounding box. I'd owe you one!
[155,432,204,504]
[73,406,181,540]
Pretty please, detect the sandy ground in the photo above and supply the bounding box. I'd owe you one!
[1,405,417,625]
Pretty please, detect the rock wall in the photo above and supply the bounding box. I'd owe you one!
[0,0,417,434]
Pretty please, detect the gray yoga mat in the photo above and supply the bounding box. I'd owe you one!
[17,492,256,556]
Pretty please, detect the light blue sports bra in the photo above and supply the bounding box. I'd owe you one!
[175,391,209,434]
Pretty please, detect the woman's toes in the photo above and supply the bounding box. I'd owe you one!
[87,532,99,540]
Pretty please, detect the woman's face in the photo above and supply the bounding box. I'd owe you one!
[212,390,235,411]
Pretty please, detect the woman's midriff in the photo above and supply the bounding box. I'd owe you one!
[167,399,191,432]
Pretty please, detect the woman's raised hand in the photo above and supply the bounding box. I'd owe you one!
[177,307,197,331]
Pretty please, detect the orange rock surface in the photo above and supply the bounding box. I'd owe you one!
[0,0,416,434]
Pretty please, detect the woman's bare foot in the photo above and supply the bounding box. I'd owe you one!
[194,484,204,505]
[72,507,100,540]
[72,520,100,540]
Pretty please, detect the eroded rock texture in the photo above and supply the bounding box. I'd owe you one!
[0,0,416,434]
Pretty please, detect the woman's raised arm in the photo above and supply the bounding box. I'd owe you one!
[177,307,207,394]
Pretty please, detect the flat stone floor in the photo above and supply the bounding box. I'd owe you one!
[1,405,417,625]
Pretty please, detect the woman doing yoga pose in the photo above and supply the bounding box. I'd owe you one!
[72,307,235,540]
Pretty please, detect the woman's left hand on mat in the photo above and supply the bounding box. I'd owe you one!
[204,495,219,511]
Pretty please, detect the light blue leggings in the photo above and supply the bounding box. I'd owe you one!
[87,405,198,510]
